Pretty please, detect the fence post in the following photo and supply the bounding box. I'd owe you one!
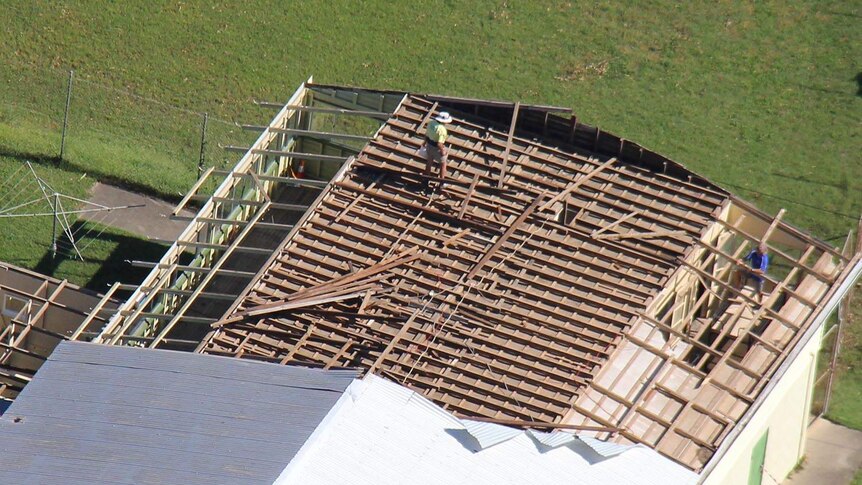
[198,112,208,174]
[59,70,74,162]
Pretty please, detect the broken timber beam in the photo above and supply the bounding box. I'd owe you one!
[367,303,426,375]
[212,290,370,328]
[594,229,688,241]
[538,157,617,212]
[289,247,420,301]
[458,176,479,220]
[590,210,640,238]
[466,195,546,281]
[455,415,620,433]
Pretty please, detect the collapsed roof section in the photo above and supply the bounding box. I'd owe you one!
[199,92,732,427]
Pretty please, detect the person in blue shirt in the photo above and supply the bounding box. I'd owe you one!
[735,243,769,303]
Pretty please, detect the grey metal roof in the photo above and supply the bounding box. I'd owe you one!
[0,341,356,485]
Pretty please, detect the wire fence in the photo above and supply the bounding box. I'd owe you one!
[0,63,255,199]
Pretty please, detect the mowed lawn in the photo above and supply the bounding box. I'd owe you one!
[0,0,860,427]
[1,1,858,236]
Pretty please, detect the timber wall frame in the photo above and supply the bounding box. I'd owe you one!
[565,198,855,470]
[81,81,405,349]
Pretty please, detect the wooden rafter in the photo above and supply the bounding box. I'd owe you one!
[497,102,520,188]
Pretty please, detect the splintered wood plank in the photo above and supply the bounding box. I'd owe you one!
[417,101,439,135]
[458,175,479,220]
[538,157,617,212]
[591,210,641,237]
[594,229,688,241]
[466,195,546,281]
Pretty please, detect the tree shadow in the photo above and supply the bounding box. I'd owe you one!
[796,72,862,98]
[796,83,854,97]
[825,10,862,19]
[0,145,183,204]
[33,220,171,291]
[769,170,848,192]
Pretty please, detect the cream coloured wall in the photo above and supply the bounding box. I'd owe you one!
[701,322,822,485]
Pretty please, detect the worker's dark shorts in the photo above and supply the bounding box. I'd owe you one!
[744,271,764,292]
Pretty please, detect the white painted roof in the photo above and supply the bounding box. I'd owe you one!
[275,375,697,485]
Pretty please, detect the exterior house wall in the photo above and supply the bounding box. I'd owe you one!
[702,320,822,485]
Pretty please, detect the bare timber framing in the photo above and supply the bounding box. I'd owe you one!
[83,80,404,350]
[195,89,857,472]
[0,262,119,400]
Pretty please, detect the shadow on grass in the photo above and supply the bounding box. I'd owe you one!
[0,145,184,204]
[825,10,862,19]
[796,83,856,98]
[33,220,170,291]
[857,72,862,97]
[769,170,849,192]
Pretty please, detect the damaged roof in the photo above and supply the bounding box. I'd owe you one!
[189,85,858,472]
[201,93,728,423]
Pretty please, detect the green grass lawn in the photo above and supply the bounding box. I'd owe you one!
[0,1,859,432]
[828,289,862,430]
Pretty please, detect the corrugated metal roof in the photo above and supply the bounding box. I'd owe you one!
[274,375,697,485]
[528,429,578,449]
[0,341,355,485]
[461,419,635,455]
[579,436,634,457]
[461,419,523,449]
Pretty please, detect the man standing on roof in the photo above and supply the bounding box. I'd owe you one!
[424,112,453,180]
[735,243,769,303]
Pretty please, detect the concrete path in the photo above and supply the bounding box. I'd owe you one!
[79,183,193,241]
[784,418,862,484]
